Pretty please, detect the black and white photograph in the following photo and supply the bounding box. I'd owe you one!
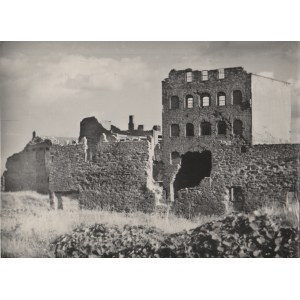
[1,1,300,300]
[1,41,299,258]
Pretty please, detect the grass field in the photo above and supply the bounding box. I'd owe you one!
[1,191,214,257]
[1,191,299,258]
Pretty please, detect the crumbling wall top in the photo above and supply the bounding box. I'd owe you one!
[164,67,246,83]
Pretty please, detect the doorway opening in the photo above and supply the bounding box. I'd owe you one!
[173,151,212,194]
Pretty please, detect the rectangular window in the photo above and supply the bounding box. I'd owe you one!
[218,95,226,106]
[171,151,181,164]
[170,124,180,137]
[219,96,225,106]
[218,68,225,79]
[202,96,210,107]
[187,97,194,108]
[186,72,192,82]
[170,96,179,109]
[229,186,244,211]
[201,70,208,81]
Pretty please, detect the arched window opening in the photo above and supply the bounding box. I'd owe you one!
[233,119,243,136]
[186,123,194,136]
[170,124,180,137]
[185,95,194,108]
[218,121,227,135]
[233,90,242,106]
[201,93,210,107]
[170,96,179,109]
[201,122,211,136]
[218,92,226,106]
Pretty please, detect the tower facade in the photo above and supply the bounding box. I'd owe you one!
[161,67,252,185]
[161,67,293,213]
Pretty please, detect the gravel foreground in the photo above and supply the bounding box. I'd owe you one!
[52,212,299,258]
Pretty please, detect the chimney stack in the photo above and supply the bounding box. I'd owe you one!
[32,131,36,139]
[137,125,144,131]
[128,115,134,131]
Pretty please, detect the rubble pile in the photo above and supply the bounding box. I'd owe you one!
[52,224,166,258]
[52,212,299,258]
[164,212,299,258]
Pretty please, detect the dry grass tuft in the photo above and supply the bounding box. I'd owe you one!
[1,191,211,257]
[259,201,299,228]
[1,191,299,258]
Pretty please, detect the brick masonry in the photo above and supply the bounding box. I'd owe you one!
[172,143,300,218]
[162,67,252,145]
[49,140,157,213]
[160,67,299,217]
[161,68,252,197]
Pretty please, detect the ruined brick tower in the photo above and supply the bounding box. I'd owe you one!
[161,67,296,216]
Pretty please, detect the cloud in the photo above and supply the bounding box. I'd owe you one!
[0,54,37,81]
[50,55,150,91]
[0,54,150,104]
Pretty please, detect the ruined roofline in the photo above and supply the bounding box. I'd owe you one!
[80,115,159,136]
[39,136,78,142]
[164,66,291,85]
[30,135,78,146]
[80,117,122,133]
[165,66,243,75]
[163,66,245,82]
[171,66,244,73]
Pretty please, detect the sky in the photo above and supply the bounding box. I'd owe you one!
[1,41,300,173]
